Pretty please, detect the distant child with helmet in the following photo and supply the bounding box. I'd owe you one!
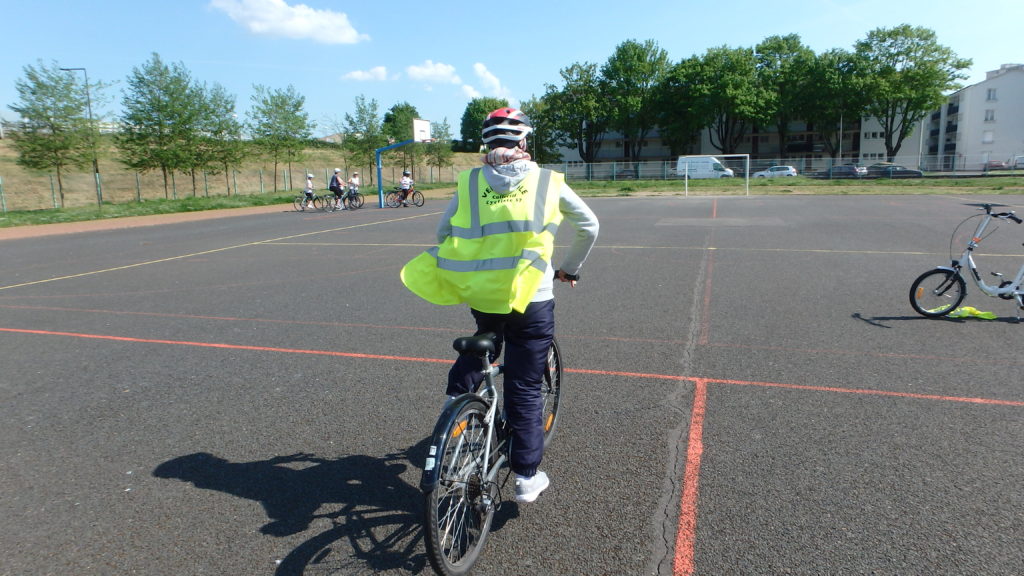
[401,107,599,504]
[303,174,315,210]
[399,170,414,206]
[346,171,361,209]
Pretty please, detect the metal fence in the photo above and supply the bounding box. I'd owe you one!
[3,153,1022,213]
[542,154,1024,182]
[0,163,466,213]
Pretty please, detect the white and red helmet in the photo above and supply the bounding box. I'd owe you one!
[481,107,533,148]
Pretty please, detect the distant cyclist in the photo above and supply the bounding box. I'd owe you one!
[399,170,414,206]
[329,168,345,210]
[345,171,361,209]
[303,174,315,210]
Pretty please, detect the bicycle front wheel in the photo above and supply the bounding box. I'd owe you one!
[385,191,401,208]
[312,196,325,210]
[412,191,425,207]
[424,398,496,576]
[351,192,365,209]
[910,269,965,317]
[542,337,563,447]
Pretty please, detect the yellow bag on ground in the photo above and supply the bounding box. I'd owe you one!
[947,306,997,320]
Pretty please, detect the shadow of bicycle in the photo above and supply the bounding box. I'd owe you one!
[154,438,432,575]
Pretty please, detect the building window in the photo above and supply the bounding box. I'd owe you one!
[984,109,995,122]
[982,131,994,144]
[987,88,997,101]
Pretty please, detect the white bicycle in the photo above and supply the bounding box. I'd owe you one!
[909,203,1024,320]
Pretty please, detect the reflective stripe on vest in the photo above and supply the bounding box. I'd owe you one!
[399,168,563,313]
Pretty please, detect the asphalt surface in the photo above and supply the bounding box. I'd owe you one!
[2,195,1023,576]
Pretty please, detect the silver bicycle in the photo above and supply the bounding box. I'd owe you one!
[909,203,1024,320]
[421,333,562,576]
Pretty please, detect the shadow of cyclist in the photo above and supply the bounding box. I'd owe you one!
[153,438,431,574]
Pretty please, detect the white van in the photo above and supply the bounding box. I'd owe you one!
[675,156,735,179]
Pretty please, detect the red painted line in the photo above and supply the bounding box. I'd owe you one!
[674,378,707,576]
[0,327,450,364]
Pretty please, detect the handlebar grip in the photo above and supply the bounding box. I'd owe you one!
[1011,215,1023,224]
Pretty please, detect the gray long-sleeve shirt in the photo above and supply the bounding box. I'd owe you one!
[436,161,599,304]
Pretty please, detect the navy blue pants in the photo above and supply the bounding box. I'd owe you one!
[447,299,555,477]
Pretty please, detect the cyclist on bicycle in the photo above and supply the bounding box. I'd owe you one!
[399,170,414,206]
[329,168,345,210]
[345,171,361,209]
[303,174,315,210]
[401,107,599,503]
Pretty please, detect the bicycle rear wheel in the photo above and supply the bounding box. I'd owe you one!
[909,268,965,317]
[541,338,563,447]
[412,191,425,207]
[351,192,365,209]
[424,398,496,576]
[313,196,325,210]
[385,191,401,208]
[293,196,305,211]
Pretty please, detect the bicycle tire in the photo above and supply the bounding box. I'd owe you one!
[541,337,563,447]
[385,191,401,208]
[424,397,496,576]
[909,269,965,317]
[293,196,305,211]
[412,191,425,207]
[312,196,325,211]
[351,192,365,209]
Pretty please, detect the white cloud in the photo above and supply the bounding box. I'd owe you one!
[461,85,482,99]
[471,63,515,103]
[406,60,462,84]
[210,0,369,44]
[343,66,388,81]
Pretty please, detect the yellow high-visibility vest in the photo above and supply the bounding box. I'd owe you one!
[401,167,563,313]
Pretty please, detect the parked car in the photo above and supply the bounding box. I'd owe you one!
[866,163,923,178]
[752,165,798,178]
[816,164,866,179]
[985,160,1008,170]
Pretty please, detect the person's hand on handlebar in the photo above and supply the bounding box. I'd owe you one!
[555,269,579,287]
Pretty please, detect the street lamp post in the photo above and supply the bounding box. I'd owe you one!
[60,67,102,207]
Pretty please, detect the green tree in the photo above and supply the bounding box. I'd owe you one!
[803,49,867,159]
[342,95,387,184]
[854,24,971,161]
[197,83,245,195]
[459,97,508,152]
[653,58,707,156]
[117,53,205,198]
[247,84,313,192]
[424,118,455,175]
[382,101,420,175]
[600,39,671,165]
[8,60,101,207]
[684,46,772,154]
[519,96,561,164]
[755,34,816,159]
[541,62,608,163]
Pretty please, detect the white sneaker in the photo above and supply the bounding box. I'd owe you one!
[514,471,549,503]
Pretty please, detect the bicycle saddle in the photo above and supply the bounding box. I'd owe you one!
[452,333,497,356]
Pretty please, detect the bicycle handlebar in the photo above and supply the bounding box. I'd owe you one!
[995,212,1022,224]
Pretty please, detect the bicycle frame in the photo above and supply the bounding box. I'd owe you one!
[943,207,1024,303]
[420,361,505,492]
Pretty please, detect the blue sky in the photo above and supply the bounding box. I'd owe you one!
[2,0,1021,138]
